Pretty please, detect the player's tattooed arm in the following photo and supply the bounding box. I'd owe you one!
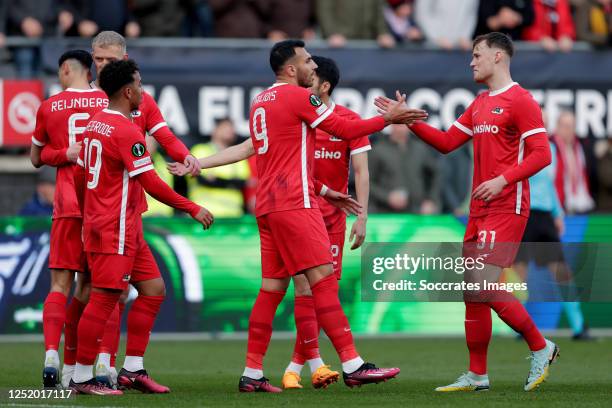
[30,144,44,168]
[167,138,255,176]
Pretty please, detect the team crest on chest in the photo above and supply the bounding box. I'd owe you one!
[491,107,504,115]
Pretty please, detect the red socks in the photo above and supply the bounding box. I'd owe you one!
[292,295,320,364]
[489,292,546,351]
[310,275,358,362]
[76,291,121,365]
[99,301,125,366]
[465,302,492,375]
[464,291,546,374]
[64,297,86,365]
[43,292,67,352]
[246,289,286,369]
[126,296,164,357]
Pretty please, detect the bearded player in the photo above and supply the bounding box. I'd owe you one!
[168,55,373,390]
[376,32,559,392]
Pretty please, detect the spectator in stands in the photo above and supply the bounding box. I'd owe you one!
[316,0,396,48]
[265,0,315,41]
[209,0,268,38]
[440,144,472,215]
[188,118,251,217]
[130,0,187,36]
[19,166,55,216]
[383,0,423,43]
[184,0,215,37]
[596,137,612,211]
[6,0,72,78]
[522,0,575,52]
[552,111,595,213]
[369,125,441,214]
[474,0,535,40]
[414,0,479,50]
[62,0,140,38]
[0,0,7,48]
[573,0,612,47]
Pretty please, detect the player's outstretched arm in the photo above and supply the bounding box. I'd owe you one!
[137,170,214,229]
[375,93,469,154]
[317,97,427,141]
[168,138,255,176]
[409,121,471,154]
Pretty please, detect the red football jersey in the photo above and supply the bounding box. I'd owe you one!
[249,83,335,216]
[131,91,168,137]
[81,109,154,255]
[314,103,371,230]
[453,83,546,217]
[31,88,108,219]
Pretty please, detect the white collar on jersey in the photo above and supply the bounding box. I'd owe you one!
[90,81,99,90]
[103,108,129,118]
[268,82,288,89]
[329,101,336,112]
[66,87,98,93]
[489,82,518,96]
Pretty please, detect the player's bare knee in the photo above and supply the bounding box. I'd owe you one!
[118,287,130,303]
[261,277,290,293]
[50,269,74,296]
[304,263,334,286]
[292,275,312,297]
[133,278,166,297]
[74,278,92,303]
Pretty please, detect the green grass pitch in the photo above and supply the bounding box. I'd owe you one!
[2,337,611,407]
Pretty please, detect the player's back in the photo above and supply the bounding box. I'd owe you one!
[32,88,108,219]
[249,83,321,217]
[81,108,148,255]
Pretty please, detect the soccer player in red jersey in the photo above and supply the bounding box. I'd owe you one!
[236,40,426,393]
[281,56,371,390]
[50,31,201,388]
[376,32,559,392]
[69,59,213,395]
[30,49,108,389]
[169,55,375,390]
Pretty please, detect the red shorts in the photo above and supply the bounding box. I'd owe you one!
[328,231,345,279]
[86,229,160,290]
[257,209,332,278]
[463,213,528,268]
[49,217,85,272]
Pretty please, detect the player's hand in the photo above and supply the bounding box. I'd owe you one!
[554,216,565,236]
[66,141,82,163]
[184,155,202,176]
[374,91,428,125]
[324,189,363,216]
[193,206,214,230]
[167,162,189,176]
[349,217,367,250]
[472,175,508,201]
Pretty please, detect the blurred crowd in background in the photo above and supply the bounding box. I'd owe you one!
[1,0,611,77]
[19,111,612,219]
[3,0,612,218]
